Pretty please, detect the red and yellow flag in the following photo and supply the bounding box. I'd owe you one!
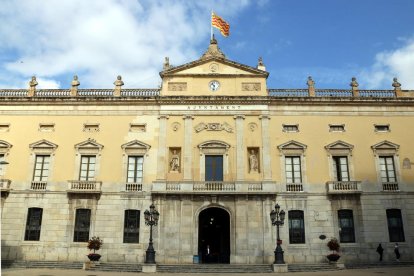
[212,12,230,37]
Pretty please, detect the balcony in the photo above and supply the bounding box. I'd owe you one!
[382,182,399,192]
[0,179,11,191]
[286,183,304,192]
[152,181,276,194]
[67,180,102,194]
[125,182,143,192]
[327,181,362,194]
[31,181,47,191]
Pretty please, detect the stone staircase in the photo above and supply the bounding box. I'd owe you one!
[288,263,340,272]
[345,261,414,269]
[156,264,273,273]
[1,260,83,270]
[86,262,142,272]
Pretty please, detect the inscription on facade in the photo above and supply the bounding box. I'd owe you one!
[187,105,241,110]
[168,82,187,91]
[242,82,261,91]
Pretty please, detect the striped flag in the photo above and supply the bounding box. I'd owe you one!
[212,12,230,37]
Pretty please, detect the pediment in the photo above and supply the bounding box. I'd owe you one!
[75,138,103,150]
[161,57,268,78]
[325,140,354,151]
[29,139,58,150]
[278,140,307,151]
[371,140,399,150]
[121,140,151,150]
[0,140,12,151]
[198,140,230,149]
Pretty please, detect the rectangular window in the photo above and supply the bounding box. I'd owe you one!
[285,156,302,183]
[33,155,50,181]
[127,156,144,183]
[123,210,140,243]
[333,156,349,181]
[386,209,405,242]
[283,124,299,132]
[74,209,91,242]
[329,124,345,132]
[0,154,5,175]
[379,156,396,183]
[338,210,355,243]
[288,210,305,244]
[205,155,223,181]
[79,156,96,181]
[25,208,43,241]
[375,124,390,132]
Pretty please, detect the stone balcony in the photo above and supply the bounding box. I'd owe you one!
[67,180,102,194]
[0,179,11,191]
[326,181,362,194]
[382,182,399,192]
[152,181,276,195]
[125,182,143,192]
[285,183,304,192]
[30,181,47,191]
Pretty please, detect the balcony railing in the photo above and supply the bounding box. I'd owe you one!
[67,180,102,193]
[382,182,399,191]
[31,181,47,191]
[153,181,277,194]
[327,181,362,194]
[286,183,303,192]
[0,179,11,190]
[125,182,142,192]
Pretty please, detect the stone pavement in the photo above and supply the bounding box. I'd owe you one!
[2,266,414,276]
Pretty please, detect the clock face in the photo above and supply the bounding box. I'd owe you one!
[209,80,220,91]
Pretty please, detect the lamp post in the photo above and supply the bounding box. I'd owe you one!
[270,203,286,264]
[144,203,160,264]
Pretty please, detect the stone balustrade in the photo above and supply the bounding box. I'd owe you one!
[286,183,304,192]
[382,182,399,191]
[30,181,47,190]
[0,179,11,190]
[327,181,362,194]
[125,182,143,192]
[67,180,102,193]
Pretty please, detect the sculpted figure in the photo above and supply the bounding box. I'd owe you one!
[249,149,259,172]
[170,150,180,171]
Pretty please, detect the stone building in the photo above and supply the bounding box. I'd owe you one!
[1,39,414,264]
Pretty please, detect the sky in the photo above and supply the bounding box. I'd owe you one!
[1,0,414,90]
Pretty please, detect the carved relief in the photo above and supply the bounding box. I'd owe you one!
[248,147,260,173]
[248,122,257,132]
[83,123,100,132]
[169,148,181,172]
[242,82,261,91]
[172,122,181,131]
[209,63,219,72]
[130,123,146,132]
[194,122,233,133]
[39,123,55,132]
[168,82,187,91]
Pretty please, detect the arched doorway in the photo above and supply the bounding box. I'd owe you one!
[198,207,230,263]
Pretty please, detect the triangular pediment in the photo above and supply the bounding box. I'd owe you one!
[29,139,58,150]
[75,138,103,150]
[371,140,400,150]
[325,140,354,151]
[0,140,12,150]
[278,140,307,151]
[121,140,151,150]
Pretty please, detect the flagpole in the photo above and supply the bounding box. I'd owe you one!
[210,10,213,40]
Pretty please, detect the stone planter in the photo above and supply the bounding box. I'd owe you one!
[87,253,101,262]
[326,254,340,262]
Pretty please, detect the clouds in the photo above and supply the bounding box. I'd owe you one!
[0,0,251,89]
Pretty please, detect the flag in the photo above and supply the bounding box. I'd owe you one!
[212,12,230,37]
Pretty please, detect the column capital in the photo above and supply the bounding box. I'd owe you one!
[158,115,169,120]
[182,115,194,120]
[233,115,245,120]
[259,115,271,120]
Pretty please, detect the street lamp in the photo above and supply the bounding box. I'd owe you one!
[144,203,160,264]
[270,203,286,264]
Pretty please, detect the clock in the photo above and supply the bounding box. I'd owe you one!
[209,80,220,91]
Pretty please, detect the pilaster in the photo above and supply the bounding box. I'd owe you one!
[234,115,245,181]
[183,115,194,180]
[259,115,272,180]
[156,115,169,180]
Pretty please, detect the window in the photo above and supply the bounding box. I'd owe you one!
[386,209,405,242]
[379,156,396,183]
[124,210,140,243]
[25,208,43,241]
[127,156,143,183]
[33,155,50,181]
[74,209,91,242]
[329,124,345,132]
[283,124,299,132]
[79,156,96,181]
[285,156,302,183]
[333,156,349,181]
[288,210,305,244]
[375,124,390,132]
[338,210,355,243]
[205,155,223,181]
[0,154,5,175]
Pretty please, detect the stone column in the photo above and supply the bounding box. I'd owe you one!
[156,115,169,180]
[183,115,194,180]
[234,115,245,181]
[260,115,272,180]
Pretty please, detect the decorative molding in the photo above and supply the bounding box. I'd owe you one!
[39,123,55,132]
[83,123,100,132]
[325,140,354,156]
[242,82,261,91]
[172,122,181,131]
[0,140,12,154]
[371,140,399,156]
[29,139,58,154]
[248,122,258,132]
[121,140,151,155]
[278,140,307,156]
[209,63,219,72]
[75,138,104,154]
[130,123,146,132]
[194,122,233,133]
[168,82,187,91]
[0,123,10,132]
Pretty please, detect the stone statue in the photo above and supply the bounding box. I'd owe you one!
[163,57,170,70]
[258,57,264,66]
[170,150,180,171]
[392,77,401,88]
[307,76,315,88]
[350,77,359,88]
[249,149,259,172]
[71,75,80,87]
[29,76,38,87]
[114,75,124,86]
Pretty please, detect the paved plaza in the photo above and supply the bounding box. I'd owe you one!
[2,267,414,276]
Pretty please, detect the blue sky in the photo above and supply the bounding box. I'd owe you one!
[1,0,414,89]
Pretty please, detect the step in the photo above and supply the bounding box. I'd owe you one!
[156,264,273,273]
[345,261,414,269]
[288,263,339,272]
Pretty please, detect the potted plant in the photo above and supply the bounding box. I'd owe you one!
[326,237,340,262]
[87,236,103,261]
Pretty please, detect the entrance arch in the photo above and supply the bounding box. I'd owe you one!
[198,207,230,263]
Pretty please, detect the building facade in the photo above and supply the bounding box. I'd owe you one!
[1,39,414,264]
